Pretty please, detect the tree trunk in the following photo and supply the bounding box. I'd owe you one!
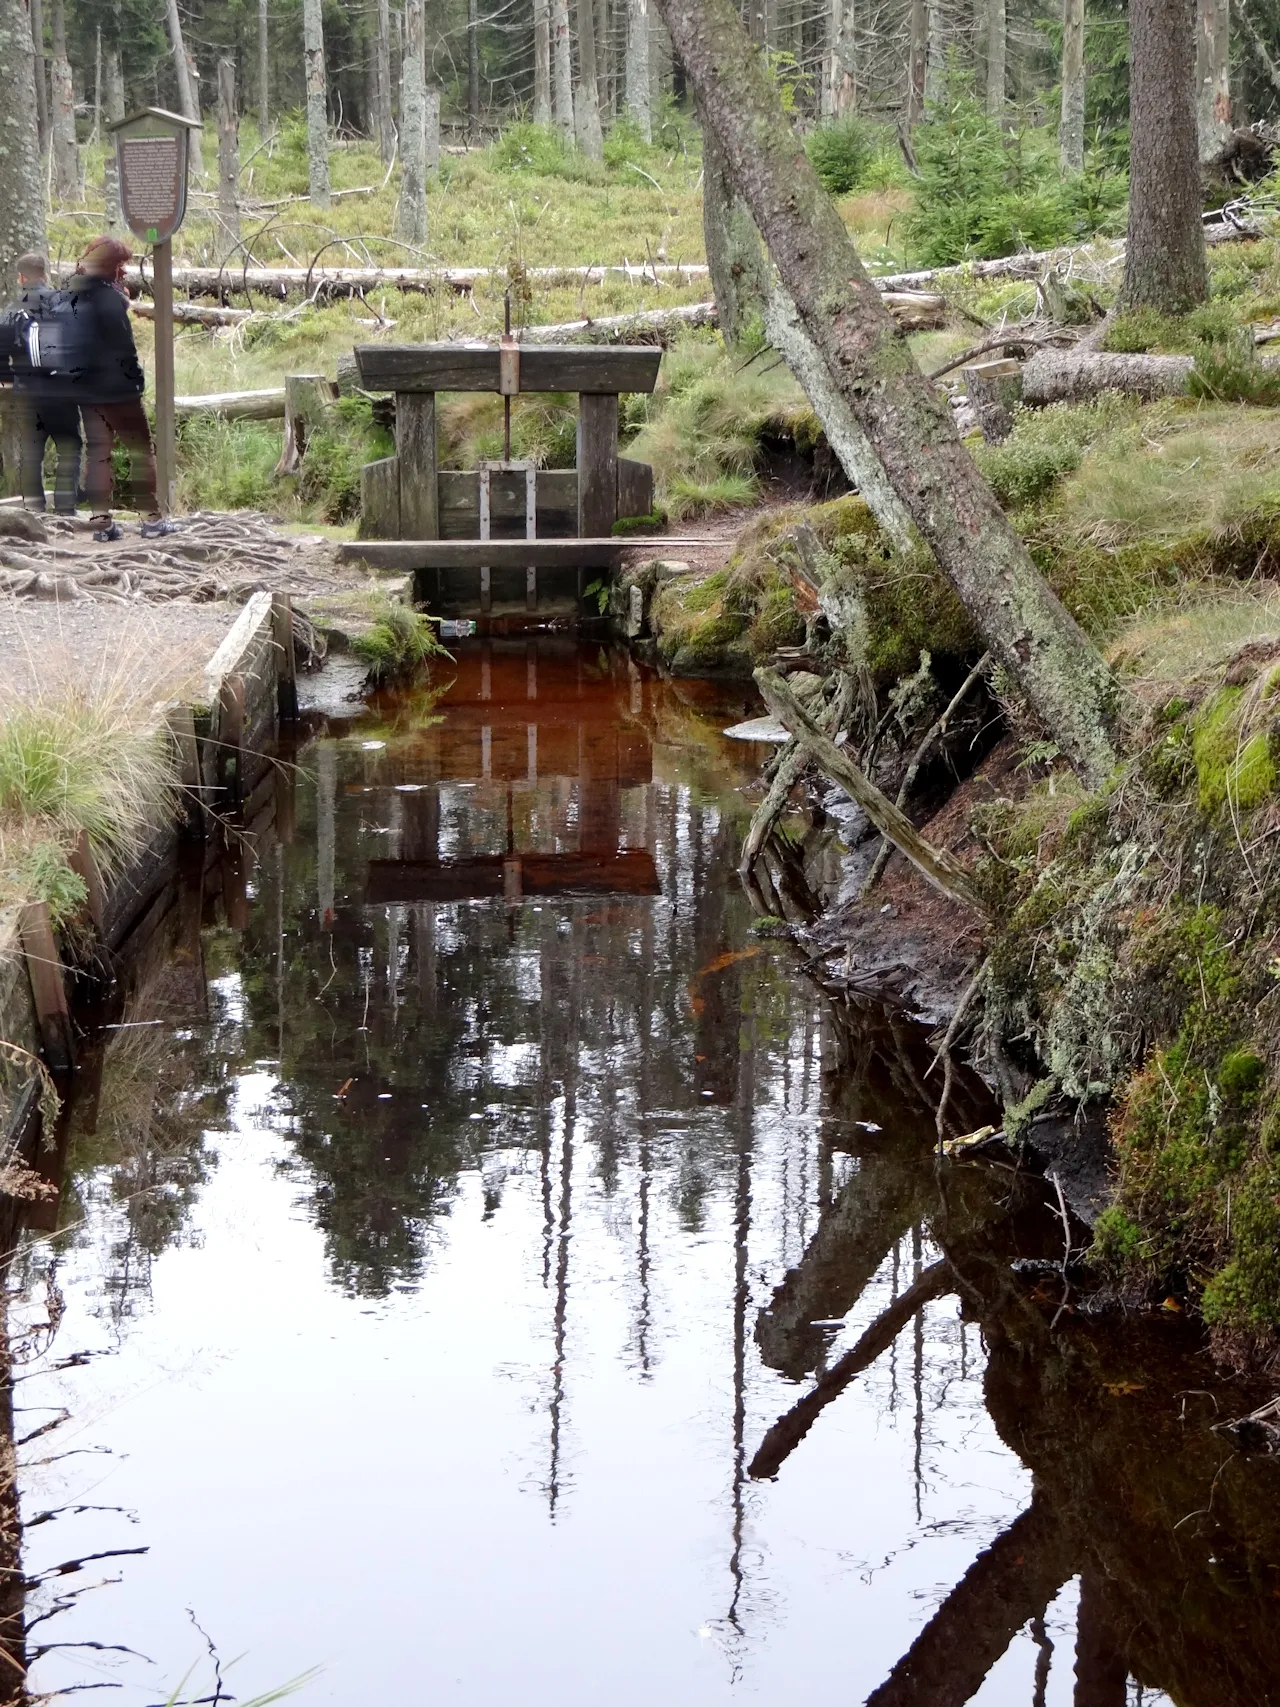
[1235,0,1280,99]
[216,56,239,242]
[302,0,330,206]
[92,25,101,144]
[595,0,611,120]
[1120,0,1207,312]
[625,0,650,139]
[986,0,1004,117]
[825,0,855,117]
[1196,0,1231,162]
[30,0,47,152]
[551,0,573,138]
[258,0,269,135]
[0,0,46,293]
[1059,0,1085,170]
[424,82,440,174]
[574,0,604,157]
[1020,347,1232,404]
[764,286,918,550]
[164,0,203,175]
[924,0,944,103]
[49,0,79,199]
[376,0,395,161]
[906,0,926,124]
[396,0,426,242]
[467,0,480,140]
[650,0,1125,788]
[103,42,124,228]
[533,0,552,125]
[700,103,769,344]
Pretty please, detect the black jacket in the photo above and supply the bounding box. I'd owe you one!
[64,274,145,405]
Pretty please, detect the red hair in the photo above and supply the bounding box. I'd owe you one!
[78,235,133,278]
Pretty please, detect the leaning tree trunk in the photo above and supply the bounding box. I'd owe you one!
[0,0,46,290]
[700,103,770,343]
[533,0,552,125]
[924,0,944,103]
[1120,0,1207,312]
[302,0,330,207]
[551,0,573,138]
[574,0,605,157]
[650,0,1125,788]
[986,0,1004,117]
[396,0,427,241]
[376,0,394,161]
[164,0,203,175]
[625,0,651,139]
[1059,0,1085,170]
[103,42,124,227]
[1196,0,1231,163]
[216,57,239,242]
[49,0,79,199]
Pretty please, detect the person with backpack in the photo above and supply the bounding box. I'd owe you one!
[66,235,177,543]
[0,253,83,514]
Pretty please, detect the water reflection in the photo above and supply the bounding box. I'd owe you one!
[7,639,1280,1705]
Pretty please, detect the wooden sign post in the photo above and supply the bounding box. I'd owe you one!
[109,107,202,516]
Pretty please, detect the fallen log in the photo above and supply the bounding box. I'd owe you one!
[130,299,255,327]
[54,260,713,301]
[174,388,287,422]
[523,289,945,347]
[740,671,857,873]
[1021,348,1196,403]
[755,667,990,916]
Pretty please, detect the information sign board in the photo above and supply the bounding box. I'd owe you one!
[110,109,197,244]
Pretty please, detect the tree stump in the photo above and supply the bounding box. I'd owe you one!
[963,358,1023,443]
[274,373,338,476]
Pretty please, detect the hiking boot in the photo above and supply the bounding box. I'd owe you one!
[92,520,123,543]
[140,517,179,540]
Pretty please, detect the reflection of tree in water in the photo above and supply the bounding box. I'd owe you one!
[751,1010,1280,1707]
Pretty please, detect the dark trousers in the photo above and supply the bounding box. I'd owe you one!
[18,397,81,513]
[83,399,159,520]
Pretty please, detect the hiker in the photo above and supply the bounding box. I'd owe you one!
[66,236,177,543]
[0,253,83,514]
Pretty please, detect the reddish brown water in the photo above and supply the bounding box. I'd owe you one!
[13,639,1280,1707]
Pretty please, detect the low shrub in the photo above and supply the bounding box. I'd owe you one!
[805,116,878,195]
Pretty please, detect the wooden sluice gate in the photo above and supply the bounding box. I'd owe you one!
[348,340,663,619]
[359,640,659,902]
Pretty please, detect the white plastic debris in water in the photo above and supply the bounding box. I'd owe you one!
[361,740,386,750]
[722,716,789,743]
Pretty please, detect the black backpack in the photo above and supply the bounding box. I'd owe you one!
[12,288,91,380]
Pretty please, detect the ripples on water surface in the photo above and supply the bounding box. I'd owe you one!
[14,641,1276,1705]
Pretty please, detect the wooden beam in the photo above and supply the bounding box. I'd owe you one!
[578,393,619,539]
[19,901,74,1071]
[359,454,401,540]
[396,391,438,540]
[66,830,106,932]
[272,593,298,720]
[755,668,990,917]
[355,343,663,394]
[366,848,660,901]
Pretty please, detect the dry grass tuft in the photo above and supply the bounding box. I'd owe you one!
[1108,586,1280,685]
[0,631,192,917]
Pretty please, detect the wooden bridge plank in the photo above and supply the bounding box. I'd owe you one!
[355,344,663,395]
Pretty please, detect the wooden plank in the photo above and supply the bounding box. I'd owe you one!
[217,673,246,807]
[19,902,73,1071]
[355,344,663,395]
[164,702,203,834]
[203,590,273,706]
[438,469,576,540]
[359,455,402,539]
[273,593,299,720]
[578,393,619,540]
[66,830,106,932]
[617,456,655,520]
[340,538,626,571]
[396,392,438,540]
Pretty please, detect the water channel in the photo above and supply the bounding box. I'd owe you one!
[12,640,1280,1705]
